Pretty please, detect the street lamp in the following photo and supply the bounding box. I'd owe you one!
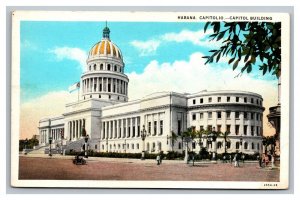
[48,136,53,157]
[208,127,217,161]
[239,136,243,154]
[124,139,127,153]
[84,134,89,158]
[60,129,64,155]
[141,125,147,160]
[24,138,28,155]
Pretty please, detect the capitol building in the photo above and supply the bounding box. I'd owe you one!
[38,26,264,155]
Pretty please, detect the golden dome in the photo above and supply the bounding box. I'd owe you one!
[88,39,122,60]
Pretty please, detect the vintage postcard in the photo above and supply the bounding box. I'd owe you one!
[11,11,290,189]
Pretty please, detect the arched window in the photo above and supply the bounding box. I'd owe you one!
[107,64,111,71]
[244,142,248,150]
[178,142,182,149]
[226,141,231,149]
[114,65,117,71]
[93,64,96,70]
[152,142,156,152]
[217,142,222,149]
[251,142,255,149]
[100,64,103,70]
[158,142,161,151]
[236,142,240,149]
[89,65,91,71]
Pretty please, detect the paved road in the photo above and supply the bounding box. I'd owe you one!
[19,155,279,181]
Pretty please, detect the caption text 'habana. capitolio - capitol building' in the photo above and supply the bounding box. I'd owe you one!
[38,25,264,155]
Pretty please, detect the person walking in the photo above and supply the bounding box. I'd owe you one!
[156,154,161,165]
[233,154,239,167]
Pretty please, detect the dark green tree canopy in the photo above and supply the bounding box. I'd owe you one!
[202,22,281,77]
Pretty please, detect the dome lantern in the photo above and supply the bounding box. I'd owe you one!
[102,22,110,39]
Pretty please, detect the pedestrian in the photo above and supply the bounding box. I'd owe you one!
[229,154,232,164]
[241,154,245,163]
[233,154,239,167]
[156,154,160,165]
[223,155,226,163]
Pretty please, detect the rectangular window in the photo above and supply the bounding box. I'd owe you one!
[235,111,240,119]
[177,120,181,135]
[148,122,151,134]
[244,125,247,135]
[200,98,203,103]
[193,99,196,105]
[192,114,196,120]
[244,112,248,119]
[226,125,231,133]
[256,113,259,120]
[207,125,212,131]
[235,125,240,135]
[218,97,221,102]
[256,99,259,104]
[251,98,254,103]
[208,97,212,102]
[236,97,239,102]
[137,143,139,149]
[208,112,212,119]
[200,126,204,131]
[226,111,231,119]
[217,111,222,119]
[244,97,247,103]
[154,121,157,135]
[227,96,230,102]
[257,126,259,136]
[200,113,203,119]
[217,125,221,132]
[251,113,254,120]
[160,120,163,135]
[251,126,254,136]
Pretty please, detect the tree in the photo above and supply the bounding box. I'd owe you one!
[169,131,178,151]
[262,135,276,154]
[219,131,231,155]
[202,22,281,77]
[182,127,197,153]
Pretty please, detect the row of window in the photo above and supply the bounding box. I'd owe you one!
[101,141,162,152]
[88,63,124,73]
[195,124,261,136]
[102,119,164,139]
[83,94,126,101]
[192,111,262,121]
[183,141,260,151]
[192,96,262,106]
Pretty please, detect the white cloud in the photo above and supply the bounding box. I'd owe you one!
[20,90,78,139]
[130,29,221,56]
[161,29,219,47]
[49,47,87,72]
[127,52,278,135]
[130,40,160,56]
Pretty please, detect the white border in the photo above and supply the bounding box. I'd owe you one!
[11,11,290,189]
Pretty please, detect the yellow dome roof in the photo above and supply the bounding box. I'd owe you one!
[88,39,122,60]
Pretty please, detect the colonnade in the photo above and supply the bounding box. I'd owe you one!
[50,128,64,141]
[68,119,86,140]
[82,77,128,95]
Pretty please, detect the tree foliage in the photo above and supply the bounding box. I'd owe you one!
[202,22,281,77]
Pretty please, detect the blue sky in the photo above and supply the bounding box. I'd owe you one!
[20,21,279,139]
[20,21,277,103]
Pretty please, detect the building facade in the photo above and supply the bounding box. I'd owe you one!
[38,26,264,155]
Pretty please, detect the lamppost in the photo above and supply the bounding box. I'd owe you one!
[48,136,53,157]
[84,134,89,158]
[208,127,217,161]
[239,136,243,155]
[141,125,147,160]
[60,129,64,155]
[24,138,28,155]
[124,139,127,153]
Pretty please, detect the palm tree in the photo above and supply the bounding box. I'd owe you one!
[170,131,178,151]
[262,135,276,154]
[183,127,197,154]
[220,131,231,155]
